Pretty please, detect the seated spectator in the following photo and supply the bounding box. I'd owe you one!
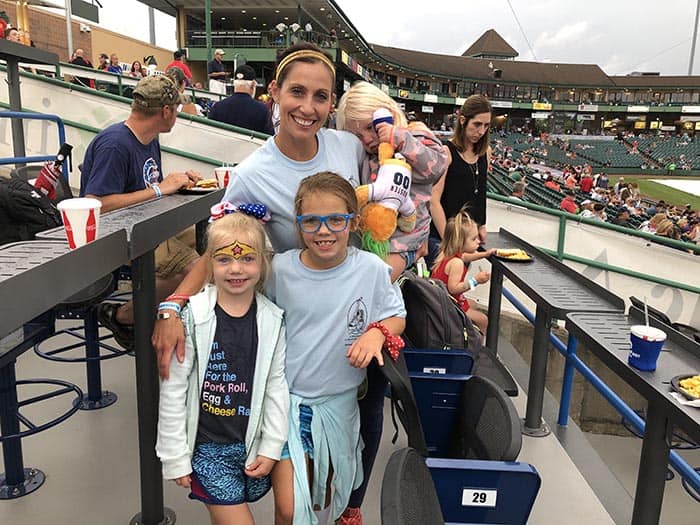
[510,181,526,200]
[559,190,578,214]
[97,53,109,71]
[565,172,578,189]
[80,75,202,349]
[655,219,682,241]
[593,202,607,221]
[579,199,596,218]
[165,67,203,116]
[165,49,192,85]
[129,61,144,78]
[612,210,631,227]
[107,53,122,75]
[208,65,273,134]
[69,48,93,88]
[544,174,561,191]
[579,172,594,193]
[5,26,21,43]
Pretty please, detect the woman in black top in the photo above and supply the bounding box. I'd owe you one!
[429,95,492,263]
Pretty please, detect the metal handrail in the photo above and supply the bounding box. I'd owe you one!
[0,111,68,179]
[501,286,700,495]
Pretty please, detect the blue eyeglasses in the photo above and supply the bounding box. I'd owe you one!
[296,213,355,233]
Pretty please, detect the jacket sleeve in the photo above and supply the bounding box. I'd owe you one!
[393,123,449,185]
[156,309,197,480]
[256,319,289,461]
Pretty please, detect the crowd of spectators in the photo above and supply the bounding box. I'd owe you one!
[491,136,699,251]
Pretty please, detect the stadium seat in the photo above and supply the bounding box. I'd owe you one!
[381,447,445,525]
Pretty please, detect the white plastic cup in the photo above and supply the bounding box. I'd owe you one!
[57,198,102,249]
[214,166,231,189]
[628,325,667,371]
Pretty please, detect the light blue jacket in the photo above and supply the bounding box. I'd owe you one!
[288,390,363,525]
[156,285,289,480]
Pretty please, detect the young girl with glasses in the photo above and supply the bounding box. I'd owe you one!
[268,171,406,525]
[431,210,495,338]
[156,212,289,525]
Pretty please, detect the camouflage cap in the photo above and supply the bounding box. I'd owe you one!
[132,75,183,109]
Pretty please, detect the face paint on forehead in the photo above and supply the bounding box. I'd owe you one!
[213,240,258,259]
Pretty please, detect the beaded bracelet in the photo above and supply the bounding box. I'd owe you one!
[152,184,162,199]
[366,321,405,362]
[165,294,190,304]
[158,301,181,315]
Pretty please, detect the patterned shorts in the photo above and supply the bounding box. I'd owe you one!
[189,441,271,505]
[280,404,314,460]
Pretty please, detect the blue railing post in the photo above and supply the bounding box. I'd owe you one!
[558,334,578,426]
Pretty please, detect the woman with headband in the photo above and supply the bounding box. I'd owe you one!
[153,43,376,524]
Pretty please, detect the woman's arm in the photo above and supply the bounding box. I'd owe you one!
[429,145,451,239]
[152,254,211,379]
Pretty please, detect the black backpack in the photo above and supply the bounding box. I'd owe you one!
[398,270,482,356]
[0,177,62,246]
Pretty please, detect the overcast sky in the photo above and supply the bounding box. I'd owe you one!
[97,0,700,76]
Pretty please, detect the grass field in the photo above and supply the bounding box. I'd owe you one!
[614,178,700,209]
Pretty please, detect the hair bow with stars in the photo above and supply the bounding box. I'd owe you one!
[210,202,270,223]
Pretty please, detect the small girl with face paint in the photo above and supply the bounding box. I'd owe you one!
[157,211,289,525]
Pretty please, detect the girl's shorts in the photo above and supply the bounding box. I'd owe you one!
[189,441,271,505]
[398,250,417,269]
[280,404,314,460]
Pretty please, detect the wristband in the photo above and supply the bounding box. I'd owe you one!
[158,301,181,315]
[152,184,162,199]
[165,294,190,304]
[367,321,405,361]
[468,277,478,290]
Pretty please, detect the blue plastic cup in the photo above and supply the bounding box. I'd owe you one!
[628,325,666,371]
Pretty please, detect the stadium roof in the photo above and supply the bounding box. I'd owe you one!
[462,29,518,59]
[371,44,613,87]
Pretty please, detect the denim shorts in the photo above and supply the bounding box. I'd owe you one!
[280,404,314,460]
[189,441,271,505]
[398,249,417,269]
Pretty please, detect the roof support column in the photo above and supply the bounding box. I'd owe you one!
[205,0,212,61]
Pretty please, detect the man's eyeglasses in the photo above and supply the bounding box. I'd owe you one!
[296,213,355,233]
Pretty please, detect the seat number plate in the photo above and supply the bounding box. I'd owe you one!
[462,488,497,507]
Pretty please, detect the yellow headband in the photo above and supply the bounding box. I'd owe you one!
[213,240,257,259]
[275,50,336,82]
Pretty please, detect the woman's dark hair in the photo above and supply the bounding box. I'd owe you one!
[452,94,492,156]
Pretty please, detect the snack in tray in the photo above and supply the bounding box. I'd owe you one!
[679,375,700,398]
[496,248,530,260]
[195,178,218,189]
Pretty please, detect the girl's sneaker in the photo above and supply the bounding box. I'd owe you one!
[336,507,363,525]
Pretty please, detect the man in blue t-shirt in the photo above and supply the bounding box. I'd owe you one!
[80,75,202,350]
[208,64,273,135]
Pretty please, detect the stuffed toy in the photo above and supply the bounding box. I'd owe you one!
[355,109,417,259]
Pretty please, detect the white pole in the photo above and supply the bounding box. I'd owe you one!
[65,0,74,58]
[689,0,700,75]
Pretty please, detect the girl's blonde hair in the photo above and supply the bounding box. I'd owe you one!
[434,210,478,266]
[335,81,408,130]
[205,213,270,293]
